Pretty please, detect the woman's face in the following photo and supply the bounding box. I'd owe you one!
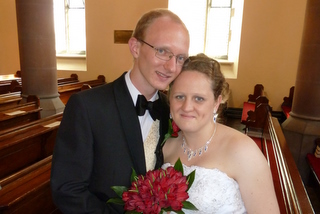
[169,70,218,133]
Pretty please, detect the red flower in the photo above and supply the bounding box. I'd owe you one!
[161,119,180,146]
[171,120,180,137]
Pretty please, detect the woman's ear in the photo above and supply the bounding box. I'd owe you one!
[214,95,223,113]
[128,37,140,58]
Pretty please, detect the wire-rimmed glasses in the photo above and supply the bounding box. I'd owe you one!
[137,38,188,66]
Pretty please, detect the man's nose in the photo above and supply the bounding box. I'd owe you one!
[164,56,178,72]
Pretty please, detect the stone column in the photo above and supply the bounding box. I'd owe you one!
[16,0,64,117]
[282,0,320,184]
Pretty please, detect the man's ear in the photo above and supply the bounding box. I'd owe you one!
[128,37,140,58]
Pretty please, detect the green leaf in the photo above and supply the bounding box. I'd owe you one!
[110,186,127,198]
[161,133,171,146]
[162,207,171,212]
[130,167,138,182]
[161,119,174,146]
[182,201,198,211]
[174,158,184,175]
[186,169,195,191]
[107,198,124,205]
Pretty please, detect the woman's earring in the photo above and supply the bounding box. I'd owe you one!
[213,112,218,123]
[170,113,172,119]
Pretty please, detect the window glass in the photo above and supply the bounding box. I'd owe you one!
[53,0,86,55]
[206,7,231,59]
[169,0,233,60]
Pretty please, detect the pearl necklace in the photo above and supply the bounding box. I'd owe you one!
[181,123,217,161]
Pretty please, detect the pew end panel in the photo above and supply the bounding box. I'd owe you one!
[281,86,294,119]
[248,84,264,102]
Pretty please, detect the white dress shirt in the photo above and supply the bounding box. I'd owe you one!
[124,71,159,142]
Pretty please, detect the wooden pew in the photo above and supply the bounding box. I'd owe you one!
[242,96,271,129]
[0,74,21,94]
[241,84,269,124]
[0,79,22,93]
[282,86,294,119]
[0,112,62,180]
[0,95,41,130]
[1,73,79,95]
[0,82,12,95]
[248,84,264,102]
[58,75,106,104]
[0,155,61,214]
[9,80,22,93]
[57,73,79,85]
[0,92,22,112]
[244,103,314,213]
[306,138,320,201]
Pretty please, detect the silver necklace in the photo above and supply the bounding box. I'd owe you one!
[181,123,217,161]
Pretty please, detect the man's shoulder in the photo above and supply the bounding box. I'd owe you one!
[79,73,127,96]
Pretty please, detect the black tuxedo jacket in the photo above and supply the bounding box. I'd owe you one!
[50,73,169,213]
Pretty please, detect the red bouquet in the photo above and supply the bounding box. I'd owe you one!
[108,158,197,214]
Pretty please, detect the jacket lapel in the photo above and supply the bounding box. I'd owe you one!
[113,73,146,175]
[155,91,170,169]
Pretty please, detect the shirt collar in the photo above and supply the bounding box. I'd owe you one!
[125,71,159,106]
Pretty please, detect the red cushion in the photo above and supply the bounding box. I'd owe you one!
[307,153,320,180]
[241,102,255,122]
[281,105,291,118]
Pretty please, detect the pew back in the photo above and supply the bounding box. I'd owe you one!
[0,112,62,180]
[0,92,22,112]
[58,75,106,104]
[0,155,61,214]
[0,96,42,130]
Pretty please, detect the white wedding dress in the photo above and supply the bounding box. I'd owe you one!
[162,163,247,214]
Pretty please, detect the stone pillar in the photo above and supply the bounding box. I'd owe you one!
[16,0,64,117]
[282,0,320,184]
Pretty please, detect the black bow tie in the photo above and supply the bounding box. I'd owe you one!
[136,95,161,120]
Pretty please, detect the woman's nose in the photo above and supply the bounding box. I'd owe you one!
[181,98,193,111]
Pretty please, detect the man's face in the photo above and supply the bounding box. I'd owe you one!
[134,16,190,94]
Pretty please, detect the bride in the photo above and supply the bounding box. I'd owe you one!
[162,54,280,214]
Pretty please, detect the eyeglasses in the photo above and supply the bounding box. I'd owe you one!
[137,39,188,66]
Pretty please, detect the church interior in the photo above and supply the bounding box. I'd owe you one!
[0,0,319,213]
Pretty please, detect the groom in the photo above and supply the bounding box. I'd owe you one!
[50,9,190,214]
